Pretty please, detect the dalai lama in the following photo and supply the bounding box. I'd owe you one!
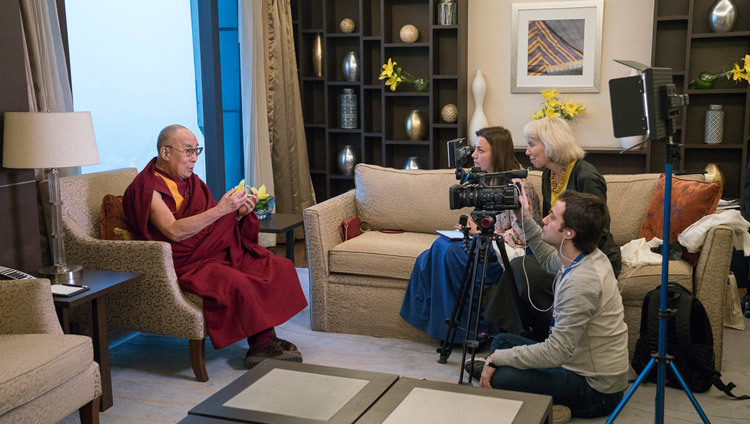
[122,124,307,368]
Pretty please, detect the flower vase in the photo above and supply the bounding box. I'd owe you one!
[709,0,737,33]
[468,69,489,146]
[705,104,724,144]
[254,196,275,220]
[312,34,322,77]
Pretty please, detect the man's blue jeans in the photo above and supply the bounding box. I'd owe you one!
[489,333,623,418]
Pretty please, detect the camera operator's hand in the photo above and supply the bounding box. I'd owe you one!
[514,184,530,222]
[458,216,479,235]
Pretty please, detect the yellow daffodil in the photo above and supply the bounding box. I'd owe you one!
[250,184,271,200]
[379,58,396,80]
[541,89,559,101]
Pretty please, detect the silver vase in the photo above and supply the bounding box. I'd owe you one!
[342,51,359,81]
[437,0,457,25]
[403,156,421,169]
[405,109,426,141]
[312,34,322,77]
[704,104,724,144]
[709,0,737,33]
[339,88,358,129]
[337,145,357,175]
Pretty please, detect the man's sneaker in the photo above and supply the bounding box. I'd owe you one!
[463,359,485,380]
[552,405,571,424]
[244,338,303,369]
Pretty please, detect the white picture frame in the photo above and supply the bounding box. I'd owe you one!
[511,0,604,93]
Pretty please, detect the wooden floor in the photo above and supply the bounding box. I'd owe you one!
[267,239,308,268]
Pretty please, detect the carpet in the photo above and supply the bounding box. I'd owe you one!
[60,268,750,423]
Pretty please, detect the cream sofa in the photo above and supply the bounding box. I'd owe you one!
[0,279,101,423]
[304,164,734,369]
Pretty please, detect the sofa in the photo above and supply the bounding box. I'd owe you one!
[303,164,734,369]
[0,278,101,424]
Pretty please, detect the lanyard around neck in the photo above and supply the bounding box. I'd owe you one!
[561,252,587,280]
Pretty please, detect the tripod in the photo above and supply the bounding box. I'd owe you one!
[436,211,528,384]
[607,91,709,424]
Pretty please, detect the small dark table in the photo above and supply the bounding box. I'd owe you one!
[53,268,145,412]
[258,213,304,262]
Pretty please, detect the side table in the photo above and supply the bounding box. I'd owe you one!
[258,213,304,262]
[53,268,145,411]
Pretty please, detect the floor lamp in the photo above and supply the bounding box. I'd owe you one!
[2,111,100,284]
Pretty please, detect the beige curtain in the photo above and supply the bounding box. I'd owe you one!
[263,0,316,239]
[239,0,276,247]
[18,0,75,266]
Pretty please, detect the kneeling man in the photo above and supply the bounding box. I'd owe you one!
[478,190,628,420]
[123,124,307,367]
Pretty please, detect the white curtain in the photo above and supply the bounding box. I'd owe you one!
[239,0,276,247]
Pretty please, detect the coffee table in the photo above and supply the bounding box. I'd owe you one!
[52,268,145,411]
[185,360,398,423]
[258,213,304,262]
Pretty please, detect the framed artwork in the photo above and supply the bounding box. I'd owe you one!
[511,0,604,93]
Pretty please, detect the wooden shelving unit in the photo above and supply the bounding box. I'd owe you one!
[291,0,468,200]
[651,0,750,200]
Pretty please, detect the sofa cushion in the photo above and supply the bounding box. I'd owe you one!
[329,231,439,279]
[617,259,693,306]
[0,333,93,415]
[639,175,722,243]
[354,164,471,234]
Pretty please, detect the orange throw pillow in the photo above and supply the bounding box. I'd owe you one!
[639,175,722,243]
[99,194,129,240]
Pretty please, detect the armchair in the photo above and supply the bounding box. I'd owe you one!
[40,168,209,381]
[0,278,101,424]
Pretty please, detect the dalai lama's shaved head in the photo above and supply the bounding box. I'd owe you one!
[157,124,189,151]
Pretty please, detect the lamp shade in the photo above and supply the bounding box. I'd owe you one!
[2,111,100,169]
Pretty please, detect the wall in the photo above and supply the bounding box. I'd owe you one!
[467,0,654,150]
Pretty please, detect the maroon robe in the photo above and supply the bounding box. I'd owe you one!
[122,158,307,349]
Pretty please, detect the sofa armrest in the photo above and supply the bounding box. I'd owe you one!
[693,224,733,371]
[0,279,62,335]
[303,190,357,331]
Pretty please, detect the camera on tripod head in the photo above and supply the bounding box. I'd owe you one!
[446,137,526,213]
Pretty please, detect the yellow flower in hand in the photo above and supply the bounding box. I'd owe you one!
[250,184,271,200]
[379,58,397,80]
[541,89,559,101]
[232,179,245,196]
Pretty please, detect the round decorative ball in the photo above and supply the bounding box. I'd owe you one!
[340,18,355,33]
[441,104,458,123]
[399,24,419,43]
[704,163,724,187]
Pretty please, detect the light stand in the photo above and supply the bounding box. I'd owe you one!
[607,71,709,423]
[2,112,100,284]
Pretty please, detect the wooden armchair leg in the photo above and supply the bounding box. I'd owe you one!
[189,338,209,382]
[79,396,100,424]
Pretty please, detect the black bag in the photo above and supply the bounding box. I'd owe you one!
[632,283,748,399]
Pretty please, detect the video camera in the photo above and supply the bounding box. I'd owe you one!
[446,138,526,212]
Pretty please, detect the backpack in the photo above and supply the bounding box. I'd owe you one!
[632,283,748,399]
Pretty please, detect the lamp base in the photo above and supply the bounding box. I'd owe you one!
[39,264,83,285]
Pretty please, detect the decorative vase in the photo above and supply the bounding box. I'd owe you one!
[704,163,725,187]
[403,156,421,169]
[441,103,458,123]
[339,18,355,33]
[405,109,426,141]
[704,104,724,144]
[342,51,359,81]
[312,34,322,77]
[709,0,737,33]
[691,71,726,89]
[339,88,358,129]
[399,25,419,43]
[437,0,457,25]
[253,196,275,220]
[468,69,489,146]
[337,145,357,176]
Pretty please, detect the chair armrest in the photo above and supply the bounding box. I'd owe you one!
[303,189,356,331]
[693,224,733,370]
[0,279,63,335]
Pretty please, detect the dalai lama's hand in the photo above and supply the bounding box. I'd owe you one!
[238,193,258,218]
[217,187,249,217]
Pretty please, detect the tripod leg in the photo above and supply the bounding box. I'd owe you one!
[463,236,494,384]
[606,357,656,424]
[668,361,710,424]
[459,239,486,383]
[437,238,478,364]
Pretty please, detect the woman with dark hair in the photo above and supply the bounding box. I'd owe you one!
[400,126,542,340]
[484,117,621,342]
